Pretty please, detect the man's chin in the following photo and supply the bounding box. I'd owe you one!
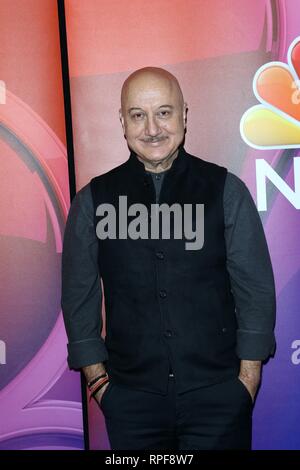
[141,154,171,165]
[138,147,175,162]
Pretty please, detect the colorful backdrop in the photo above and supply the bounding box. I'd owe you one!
[0,0,83,450]
[1,0,299,450]
[64,0,300,450]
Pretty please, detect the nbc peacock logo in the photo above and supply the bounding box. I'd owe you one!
[240,36,300,150]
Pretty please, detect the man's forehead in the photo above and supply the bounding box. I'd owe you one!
[125,74,174,96]
[121,69,183,107]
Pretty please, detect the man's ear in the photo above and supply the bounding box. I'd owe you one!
[183,103,188,128]
[119,109,125,132]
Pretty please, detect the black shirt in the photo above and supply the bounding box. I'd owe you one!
[62,172,276,369]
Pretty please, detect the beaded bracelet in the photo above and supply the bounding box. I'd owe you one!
[89,376,109,401]
[87,372,107,389]
[89,374,108,393]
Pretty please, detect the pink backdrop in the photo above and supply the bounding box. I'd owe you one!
[0,0,83,449]
[65,0,300,450]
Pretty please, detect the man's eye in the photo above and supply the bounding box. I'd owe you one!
[132,113,144,120]
[158,110,170,117]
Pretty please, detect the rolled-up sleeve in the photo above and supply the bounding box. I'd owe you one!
[224,173,276,361]
[61,184,108,369]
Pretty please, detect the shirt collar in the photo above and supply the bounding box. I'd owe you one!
[128,145,188,177]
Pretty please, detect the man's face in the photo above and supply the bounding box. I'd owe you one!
[120,74,186,165]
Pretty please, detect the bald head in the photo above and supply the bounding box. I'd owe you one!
[121,67,184,111]
[119,67,187,171]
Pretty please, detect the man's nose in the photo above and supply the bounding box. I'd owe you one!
[145,115,161,136]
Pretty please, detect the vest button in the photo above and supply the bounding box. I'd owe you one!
[222,327,227,333]
[156,251,164,260]
[159,290,167,299]
[164,330,172,337]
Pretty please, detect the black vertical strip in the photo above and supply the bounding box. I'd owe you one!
[57,0,90,451]
[57,0,76,201]
[80,371,90,450]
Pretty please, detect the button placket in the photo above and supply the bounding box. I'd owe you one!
[164,330,172,338]
[154,244,174,374]
[156,251,164,260]
[159,289,167,299]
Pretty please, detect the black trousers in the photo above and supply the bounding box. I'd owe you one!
[100,375,253,450]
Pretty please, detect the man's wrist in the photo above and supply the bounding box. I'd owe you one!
[86,372,109,400]
[82,363,106,383]
[238,360,262,402]
[239,359,262,384]
[87,372,107,388]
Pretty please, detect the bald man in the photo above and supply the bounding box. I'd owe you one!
[62,67,276,450]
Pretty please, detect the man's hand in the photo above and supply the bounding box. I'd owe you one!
[238,360,262,402]
[82,363,106,382]
[82,362,109,405]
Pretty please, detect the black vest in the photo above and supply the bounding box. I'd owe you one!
[90,147,239,394]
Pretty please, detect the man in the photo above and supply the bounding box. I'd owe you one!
[62,67,276,450]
